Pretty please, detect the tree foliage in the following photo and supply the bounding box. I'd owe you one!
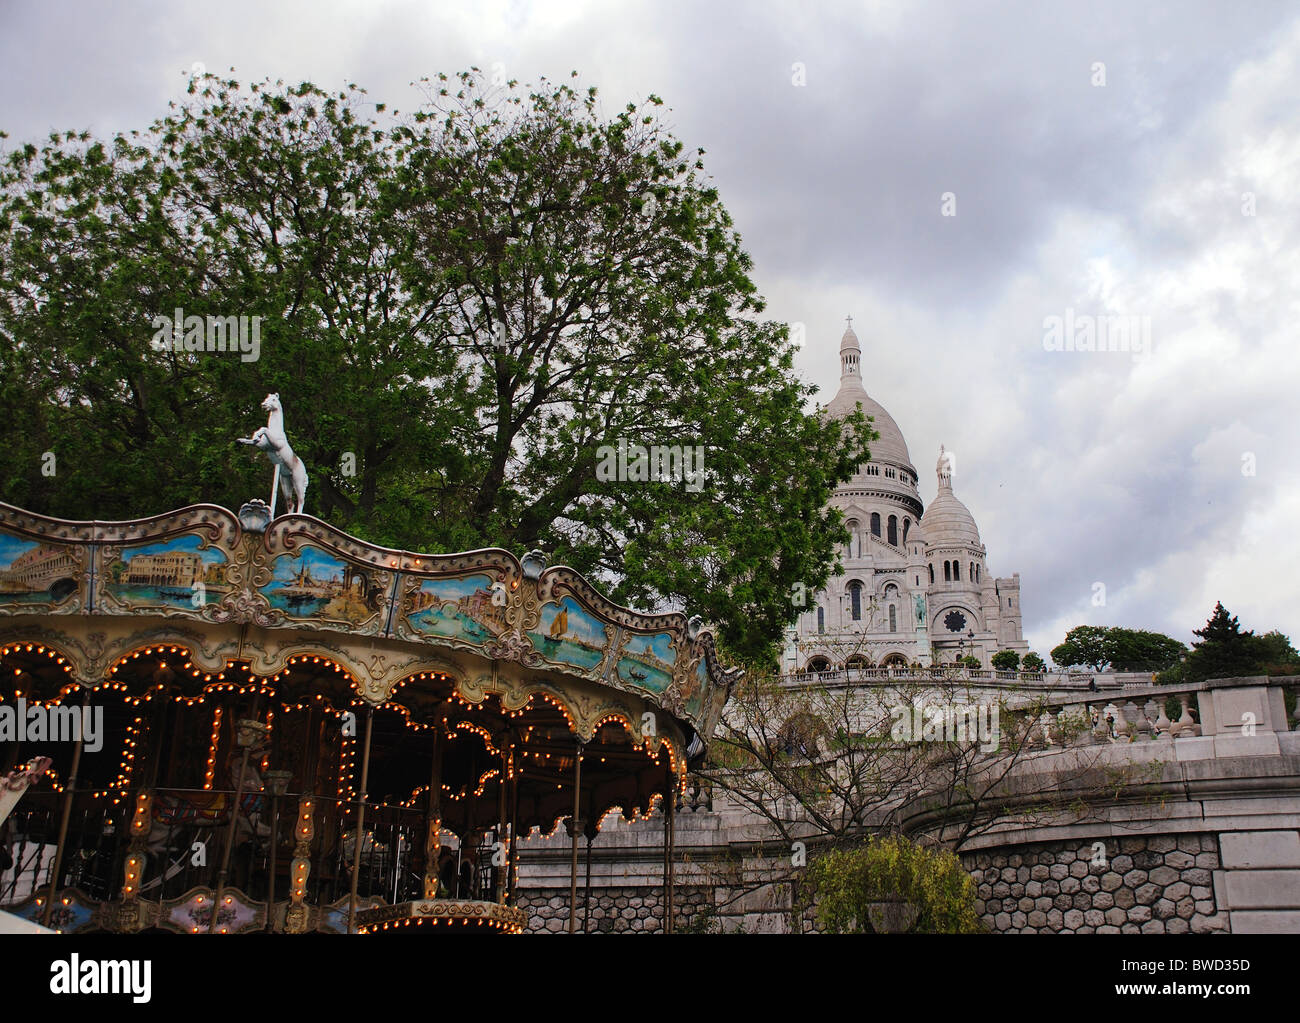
[1180,602,1277,683]
[0,70,872,665]
[990,649,1020,671]
[1021,651,1045,672]
[800,835,982,933]
[1050,625,1184,672]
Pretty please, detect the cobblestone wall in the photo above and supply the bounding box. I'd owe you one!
[514,885,714,933]
[962,834,1228,934]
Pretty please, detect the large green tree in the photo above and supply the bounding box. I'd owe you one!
[0,71,872,665]
[1050,625,1184,672]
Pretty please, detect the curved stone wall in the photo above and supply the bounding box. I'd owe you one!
[963,834,1226,933]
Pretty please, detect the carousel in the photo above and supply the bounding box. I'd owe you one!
[0,400,737,935]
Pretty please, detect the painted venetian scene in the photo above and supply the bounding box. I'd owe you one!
[262,546,381,624]
[406,574,508,644]
[527,597,608,671]
[0,533,80,606]
[105,535,229,609]
[615,632,676,693]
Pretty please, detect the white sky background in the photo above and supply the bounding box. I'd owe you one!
[2,0,1298,659]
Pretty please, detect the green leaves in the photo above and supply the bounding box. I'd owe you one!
[1051,625,1184,672]
[801,836,982,934]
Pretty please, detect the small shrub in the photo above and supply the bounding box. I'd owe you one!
[800,835,983,934]
[991,650,1020,671]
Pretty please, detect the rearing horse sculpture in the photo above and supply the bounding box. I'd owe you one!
[238,393,308,515]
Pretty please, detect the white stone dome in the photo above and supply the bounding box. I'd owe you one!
[920,445,981,546]
[920,491,981,545]
[825,323,913,468]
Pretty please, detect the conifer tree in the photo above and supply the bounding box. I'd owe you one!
[1183,602,1263,683]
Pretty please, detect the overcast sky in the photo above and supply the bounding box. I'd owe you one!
[3,0,1298,659]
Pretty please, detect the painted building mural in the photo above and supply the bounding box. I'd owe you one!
[406,573,505,644]
[262,545,381,626]
[0,534,80,607]
[616,632,676,694]
[106,535,229,610]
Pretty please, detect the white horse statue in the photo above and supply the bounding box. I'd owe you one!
[238,393,308,515]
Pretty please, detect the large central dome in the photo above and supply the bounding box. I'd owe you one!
[825,323,915,475]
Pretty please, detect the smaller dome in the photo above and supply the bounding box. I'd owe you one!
[840,324,860,352]
[920,444,981,546]
[920,491,981,546]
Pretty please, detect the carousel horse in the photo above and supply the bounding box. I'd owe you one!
[141,762,270,893]
[238,393,308,515]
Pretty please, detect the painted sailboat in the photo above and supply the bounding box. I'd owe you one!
[543,607,569,647]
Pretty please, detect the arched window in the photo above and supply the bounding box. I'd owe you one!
[975,564,980,583]
[870,513,881,537]
[887,515,898,546]
[953,562,960,582]
[944,561,951,582]
[889,605,897,632]
[816,606,824,634]
[902,518,910,543]
[970,562,975,583]
[848,581,863,621]
[929,564,935,584]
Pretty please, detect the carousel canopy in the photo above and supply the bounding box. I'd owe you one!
[0,499,739,837]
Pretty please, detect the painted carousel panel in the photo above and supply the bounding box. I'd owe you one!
[104,534,230,612]
[404,573,508,646]
[615,631,677,694]
[684,656,710,721]
[527,596,609,672]
[260,545,383,628]
[0,533,83,612]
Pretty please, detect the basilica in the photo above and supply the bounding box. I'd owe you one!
[784,321,1029,672]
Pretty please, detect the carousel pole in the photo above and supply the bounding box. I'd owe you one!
[496,743,509,904]
[567,740,584,934]
[346,704,375,934]
[268,463,280,519]
[262,769,292,931]
[41,687,88,927]
[421,724,442,899]
[583,828,594,934]
[210,692,262,933]
[506,743,520,903]
[663,780,676,934]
